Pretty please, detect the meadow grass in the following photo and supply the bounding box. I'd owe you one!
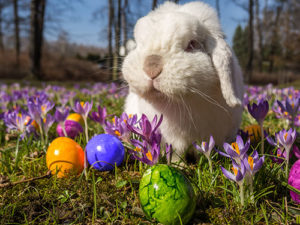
[0,81,299,224]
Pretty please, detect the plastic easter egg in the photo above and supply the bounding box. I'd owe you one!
[139,164,196,225]
[288,159,300,204]
[67,113,84,126]
[244,124,261,143]
[31,120,39,130]
[86,134,124,171]
[24,115,39,130]
[46,137,84,178]
[56,120,83,139]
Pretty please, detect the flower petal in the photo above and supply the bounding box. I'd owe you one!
[221,166,236,181]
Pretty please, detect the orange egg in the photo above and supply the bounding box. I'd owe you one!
[66,113,84,126]
[244,124,262,143]
[24,116,39,130]
[46,137,84,178]
[31,120,39,130]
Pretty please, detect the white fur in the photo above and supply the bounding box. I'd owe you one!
[122,1,244,161]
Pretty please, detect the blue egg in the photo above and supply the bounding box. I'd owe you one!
[86,134,125,171]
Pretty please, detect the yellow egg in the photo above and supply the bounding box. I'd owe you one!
[244,124,262,143]
[66,113,84,127]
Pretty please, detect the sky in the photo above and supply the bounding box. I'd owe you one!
[46,0,248,48]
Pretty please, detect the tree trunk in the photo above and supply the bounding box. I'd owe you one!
[152,0,157,10]
[107,0,114,78]
[269,6,282,73]
[113,0,121,81]
[216,0,220,19]
[29,0,46,80]
[246,0,254,83]
[255,0,263,72]
[13,0,20,66]
[122,0,128,55]
[0,4,4,52]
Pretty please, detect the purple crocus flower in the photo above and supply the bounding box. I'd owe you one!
[54,108,69,123]
[294,115,300,127]
[72,100,93,143]
[193,135,215,173]
[72,101,93,118]
[288,159,300,204]
[270,148,290,165]
[128,114,163,142]
[27,100,42,124]
[277,97,300,119]
[268,128,297,177]
[121,113,138,128]
[40,101,54,119]
[109,83,117,94]
[243,93,249,107]
[272,101,288,120]
[242,150,264,202]
[219,135,250,164]
[165,143,173,165]
[221,160,246,185]
[277,128,297,152]
[266,133,279,148]
[247,99,269,124]
[27,96,54,121]
[105,113,138,141]
[12,90,22,102]
[129,138,161,166]
[276,96,300,128]
[243,151,264,176]
[90,105,107,125]
[43,114,55,135]
[4,111,30,137]
[54,108,70,137]
[125,113,163,166]
[193,135,215,159]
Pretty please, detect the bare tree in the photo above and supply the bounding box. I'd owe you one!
[0,1,4,51]
[269,4,283,72]
[245,0,254,82]
[107,0,114,77]
[122,0,128,53]
[13,0,20,66]
[29,0,46,80]
[113,0,121,81]
[255,0,263,71]
[0,0,9,52]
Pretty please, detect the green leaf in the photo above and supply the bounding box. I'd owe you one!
[120,201,127,209]
[282,181,300,195]
[95,177,103,184]
[116,180,127,189]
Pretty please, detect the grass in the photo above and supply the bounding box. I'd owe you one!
[0,81,299,224]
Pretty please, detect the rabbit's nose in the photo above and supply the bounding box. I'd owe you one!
[143,55,163,79]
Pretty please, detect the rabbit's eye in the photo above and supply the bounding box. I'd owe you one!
[185,40,204,52]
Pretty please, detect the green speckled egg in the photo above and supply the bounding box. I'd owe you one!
[139,164,196,225]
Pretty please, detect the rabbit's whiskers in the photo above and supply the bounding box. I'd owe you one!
[180,94,197,131]
[188,87,229,115]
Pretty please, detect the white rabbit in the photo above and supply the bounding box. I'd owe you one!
[122,1,244,161]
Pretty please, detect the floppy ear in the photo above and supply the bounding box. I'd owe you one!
[211,37,242,107]
[179,2,243,107]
